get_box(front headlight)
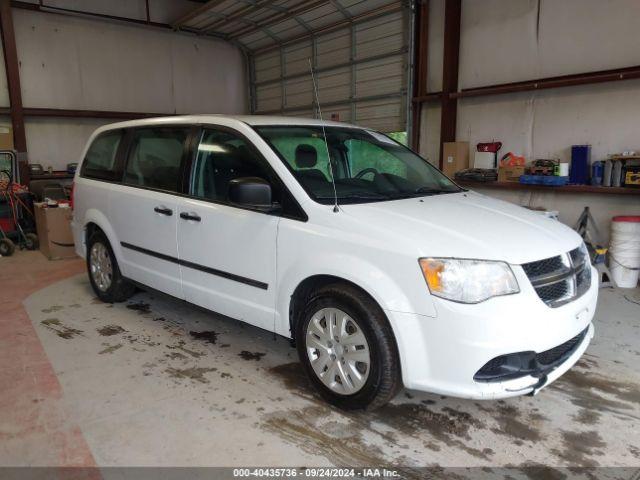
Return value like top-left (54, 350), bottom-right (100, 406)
top-left (419, 257), bottom-right (519, 303)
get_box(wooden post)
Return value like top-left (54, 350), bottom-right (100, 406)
top-left (0, 0), bottom-right (29, 183)
top-left (410, 0), bottom-right (429, 151)
top-left (438, 0), bottom-right (461, 169)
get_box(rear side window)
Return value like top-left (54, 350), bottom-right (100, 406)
top-left (124, 127), bottom-right (189, 192)
top-left (81, 130), bottom-right (123, 180)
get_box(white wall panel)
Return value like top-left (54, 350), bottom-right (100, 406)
top-left (538, 0), bottom-right (640, 77)
top-left (171, 35), bottom-right (246, 114)
top-left (457, 78), bottom-right (640, 164)
top-left (418, 102), bottom-right (441, 166)
top-left (5, 7), bottom-right (247, 169)
top-left (14, 9), bottom-right (246, 114)
top-left (25, 117), bottom-right (111, 169)
top-left (460, 0), bottom-right (539, 88)
top-left (24, 0), bottom-right (224, 25)
top-left (459, 0), bottom-right (640, 89)
top-left (531, 80), bottom-right (640, 162)
top-left (456, 91), bottom-right (535, 159)
top-left (420, 0), bottom-right (640, 241)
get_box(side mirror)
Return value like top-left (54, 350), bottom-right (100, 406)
top-left (228, 177), bottom-right (273, 210)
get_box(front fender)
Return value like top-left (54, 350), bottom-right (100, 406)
top-left (274, 252), bottom-right (437, 338)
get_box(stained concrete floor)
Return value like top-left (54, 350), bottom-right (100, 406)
top-left (2, 251), bottom-right (640, 476)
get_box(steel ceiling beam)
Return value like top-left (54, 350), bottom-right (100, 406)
top-left (228, 0), bottom-right (329, 40)
top-left (235, 0), bottom-right (314, 33)
top-left (171, 0), bottom-right (226, 27)
top-left (329, 0), bottom-right (351, 19)
top-left (200, 0), bottom-right (277, 32)
top-left (12, 0), bottom-right (171, 29)
top-left (252, 2), bottom-right (402, 55)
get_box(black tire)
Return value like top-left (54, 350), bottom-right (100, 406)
top-left (24, 233), bottom-right (39, 250)
top-left (86, 229), bottom-right (136, 303)
top-left (295, 282), bottom-right (402, 410)
top-left (0, 238), bottom-right (15, 256)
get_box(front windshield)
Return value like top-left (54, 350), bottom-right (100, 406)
top-left (255, 126), bottom-right (462, 204)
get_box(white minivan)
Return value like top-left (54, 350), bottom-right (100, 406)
top-left (72, 115), bottom-right (597, 409)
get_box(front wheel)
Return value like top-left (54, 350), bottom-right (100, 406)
top-left (295, 283), bottom-right (402, 410)
top-left (24, 233), bottom-right (39, 251)
top-left (87, 230), bottom-right (135, 303)
top-left (0, 238), bottom-right (15, 256)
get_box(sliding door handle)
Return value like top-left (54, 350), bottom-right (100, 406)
top-left (154, 206), bottom-right (173, 216)
top-left (180, 212), bottom-right (201, 222)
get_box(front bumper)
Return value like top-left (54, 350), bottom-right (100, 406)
top-left (387, 265), bottom-right (598, 399)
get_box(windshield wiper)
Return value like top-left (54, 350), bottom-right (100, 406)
top-left (317, 192), bottom-right (390, 201)
top-left (413, 186), bottom-right (456, 195)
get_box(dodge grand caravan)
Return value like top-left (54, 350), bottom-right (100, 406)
top-left (72, 115), bottom-right (597, 410)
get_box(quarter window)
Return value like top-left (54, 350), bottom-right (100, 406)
top-left (124, 128), bottom-right (188, 192)
top-left (191, 129), bottom-right (280, 203)
top-left (81, 130), bottom-right (123, 180)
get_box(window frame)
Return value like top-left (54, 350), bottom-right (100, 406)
top-left (182, 125), bottom-right (308, 222)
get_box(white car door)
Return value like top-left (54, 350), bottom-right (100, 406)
top-left (176, 127), bottom-right (292, 331)
top-left (109, 126), bottom-right (191, 299)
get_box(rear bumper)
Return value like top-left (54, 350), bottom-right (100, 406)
top-left (387, 265), bottom-right (598, 399)
top-left (70, 219), bottom-right (86, 259)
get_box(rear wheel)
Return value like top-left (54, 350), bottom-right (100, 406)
top-left (24, 233), bottom-right (39, 251)
top-left (295, 283), bottom-right (401, 410)
top-left (0, 238), bottom-right (15, 256)
top-left (87, 230), bottom-right (135, 303)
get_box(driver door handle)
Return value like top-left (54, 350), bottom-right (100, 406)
top-left (180, 212), bottom-right (201, 222)
top-left (154, 206), bottom-right (173, 216)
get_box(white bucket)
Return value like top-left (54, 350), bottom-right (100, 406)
top-left (610, 216), bottom-right (640, 288)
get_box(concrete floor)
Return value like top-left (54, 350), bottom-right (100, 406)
top-left (1, 251), bottom-right (640, 474)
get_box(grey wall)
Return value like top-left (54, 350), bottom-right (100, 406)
top-left (419, 0), bottom-right (640, 242)
top-left (0, 2), bottom-right (249, 170)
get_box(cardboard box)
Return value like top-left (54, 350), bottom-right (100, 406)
top-left (442, 142), bottom-right (469, 177)
top-left (0, 125), bottom-right (14, 150)
top-left (34, 203), bottom-right (76, 260)
top-left (498, 166), bottom-right (526, 182)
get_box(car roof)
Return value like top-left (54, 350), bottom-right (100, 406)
top-left (95, 114), bottom-right (364, 132)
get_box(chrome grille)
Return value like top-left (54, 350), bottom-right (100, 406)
top-left (522, 246), bottom-right (591, 308)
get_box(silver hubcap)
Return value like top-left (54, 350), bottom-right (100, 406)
top-left (90, 242), bottom-right (113, 292)
top-left (305, 307), bottom-right (371, 395)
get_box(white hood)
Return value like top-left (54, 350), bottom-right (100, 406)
top-left (340, 191), bottom-right (582, 265)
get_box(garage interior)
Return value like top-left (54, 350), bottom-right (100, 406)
top-left (0, 0), bottom-right (639, 477)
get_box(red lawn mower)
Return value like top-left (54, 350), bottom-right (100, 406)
top-left (0, 157), bottom-right (38, 256)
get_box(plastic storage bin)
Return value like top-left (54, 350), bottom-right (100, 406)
top-left (570, 145), bottom-right (591, 185)
top-left (610, 216), bottom-right (640, 288)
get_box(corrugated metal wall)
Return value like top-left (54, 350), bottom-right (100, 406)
top-left (252, 7), bottom-right (410, 133)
